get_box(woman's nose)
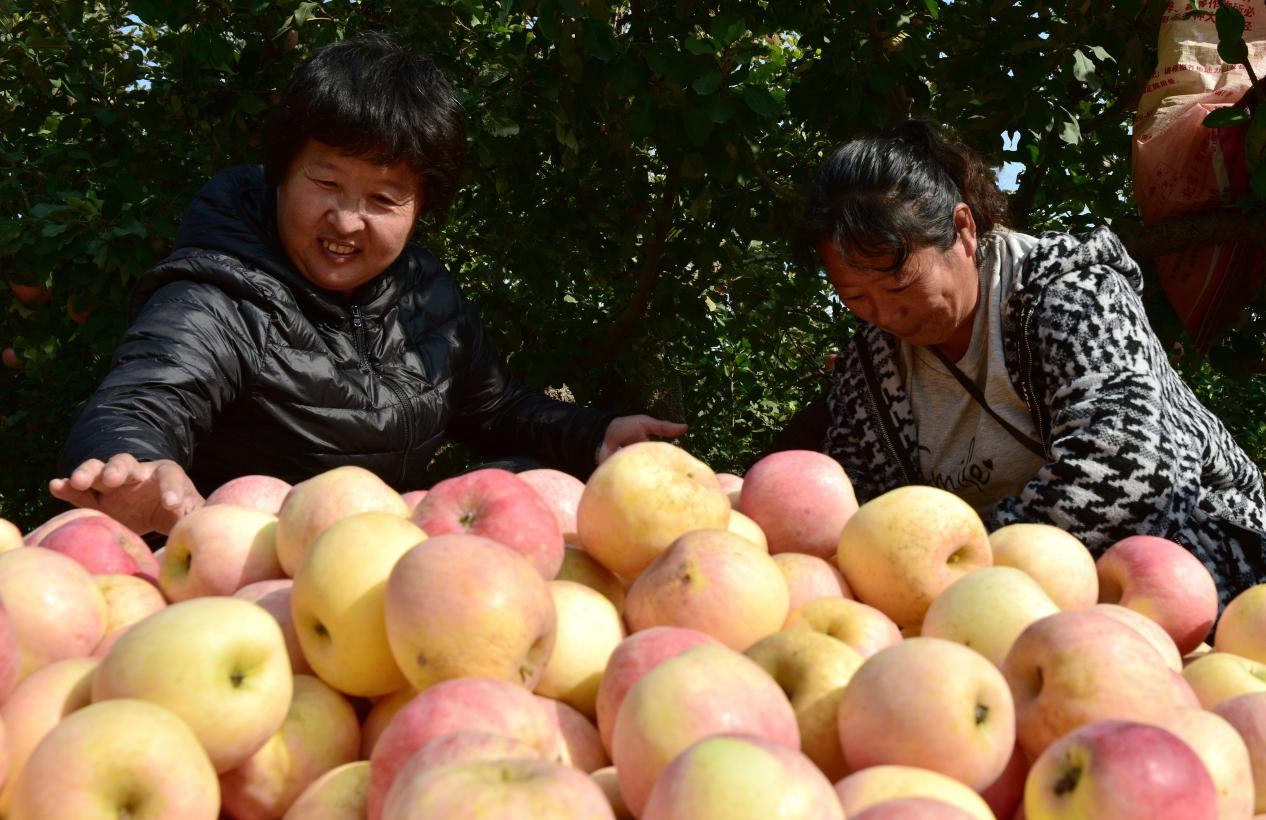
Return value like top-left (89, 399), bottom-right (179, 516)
top-left (327, 198), bottom-right (366, 233)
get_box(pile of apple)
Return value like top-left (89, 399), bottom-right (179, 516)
top-left (0, 441), bottom-right (1264, 819)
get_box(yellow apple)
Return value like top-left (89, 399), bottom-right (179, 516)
top-left (641, 734), bottom-right (844, 819)
top-left (920, 566), bottom-right (1060, 667)
top-left (1216, 584), bottom-right (1266, 664)
top-left (555, 545), bottom-right (627, 614)
top-left (8, 698), bottom-right (219, 820)
top-left (92, 572), bottom-right (168, 657)
top-left (576, 441), bottom-right (731, 580)
top-left (535, 580), bottom-right (625, 718)
top-left (290, 512), bottom-right (425, 697)
top-left (783, 597), bottom-right (902, 659)
top-left (988, 523), bottom-right (1097, 610)
top-left (220, 674), bottom-right (361, 820)
top-left (836, 486), bottom-right (991, 629)
top-left (726, 509), bottom-right (769, 551)
top-left (274, 465), bottom-right (410, 577)
top-left (744, 628), bottom-right (864, 780)
top-left (361, 687), bottom-right (416, 759)
top-left (92, 596), bottom-right (293, 773)
top-left (0, 519), bottom-right (21, 553)
top-left (1184, 651), bottom-right (1266, 710)
top-left (283, 760), bottom-right (370, 820)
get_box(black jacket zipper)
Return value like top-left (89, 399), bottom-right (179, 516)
top-left (351, 305), bottom-right (415, 486)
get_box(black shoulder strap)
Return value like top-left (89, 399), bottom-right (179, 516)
top-left (930, 346), bottom-right (1049, 459)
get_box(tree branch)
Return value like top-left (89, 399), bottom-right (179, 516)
top-left (1115, 209), bottom-right (1266, 259)
top-left (587, 161), bottom-right (681, 365)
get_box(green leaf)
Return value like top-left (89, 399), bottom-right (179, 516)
top-left (1089, 45), bottom-right (1115, 63)
top-left (582, 19), bottom-right (617, 61)
top-left (293, 2), bottom-right (320, 27)
top-left (684, 37), bottom-right (716, 55)
top-left (742, 86), bottom-right (779, 118)
top-left (706, 93), bottom-right (740, 123)
top-left (628, 95), bottom-right (655, 140)
top-left (692, 64), bottom-right (723, 96)
top-left (683, 108), bottom-right (713, 146)
top-left (923, 0), bottom-right (940, 18)
top-left (558, 0), bottom-right (587, 18)
top-left (1202, 106), bottom-right (1251, 128)
top-left (710, 15), bottom-right (746, 45)
top-left (1071, 49), bottom-right (1097, 86)
top-left (1058, 108), bottom-right (1081, 145)
top-left (40, 223), bottom-right (69, 238)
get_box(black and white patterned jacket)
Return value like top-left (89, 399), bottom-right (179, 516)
top-left (825, 227), bottom-right (1266, 602)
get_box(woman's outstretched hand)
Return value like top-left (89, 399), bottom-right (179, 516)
top-left (597, 415), bottom-right (690, 464)
top-left (49, 453), bottom-right (204, 536)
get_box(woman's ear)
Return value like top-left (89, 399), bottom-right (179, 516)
top-left (953, 202), bottom-right (978, 261)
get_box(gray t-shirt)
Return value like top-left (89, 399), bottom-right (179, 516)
top-left (899, 229), bottom-right (1047, 516)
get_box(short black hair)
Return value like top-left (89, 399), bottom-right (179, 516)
top-left (263, 33), bottom-right (466, 219)
top-left (799, 121), bottom-right (1007, 273)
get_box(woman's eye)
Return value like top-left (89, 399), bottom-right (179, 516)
top-left (373, 195), bottom-right (400, 206)
top-left (313, 178), bottom-right (337, 189)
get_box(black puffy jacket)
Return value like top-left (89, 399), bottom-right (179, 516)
top-left (60, 166), bottom-right (615, 494)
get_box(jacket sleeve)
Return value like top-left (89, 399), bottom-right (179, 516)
top-left (444, 295), bottom-right (616, 479)
top-left (59, 282), bottom-right (256, 474)
top-left (987, 267), bottom-right (1206, 553)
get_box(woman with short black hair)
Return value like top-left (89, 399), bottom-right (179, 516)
top-left (802, 120), bottom-right (1266, 602)
top-left (51, 34), bottom-right (683, 535)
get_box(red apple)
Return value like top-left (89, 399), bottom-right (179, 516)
top-left (399, 489), bottom-right (428, 511)
top-left (1212, 691), bottom-right (1266, 814)
top-left (1, 348), bottom-right (21, 371)
top-left (204, 475), bottom-right (292, 515)
top-left (7, 281), bottom-right (50, 307)
top-left (518, 468), bottom-right (586, 541)
top-left (738, 449), bottom-right (858, 559)
top-left (980, 742), bottom-right (1029, 820)
top-left (535, 696), bottom-right (610, 772)
top-left (30, 511), bottom-right (158, 582)
top-left (411, 468), bottom-right (564, 579)
top-left (1023, 719), bottom-right (1218, 819)
top-left (38, 518), bottom-right (142, 576)
top-left (773, 552), bottom-right (851, 617)
top-left (1096, 535), bottom-right (1218, 655)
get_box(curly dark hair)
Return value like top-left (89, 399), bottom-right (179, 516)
top-left (263, 33), bottom-right (466, 219)
top-left (799, 120), bottom-right (1007, 273)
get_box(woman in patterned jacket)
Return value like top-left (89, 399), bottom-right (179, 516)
top-left (801, 120), bottom-right (1266, 602)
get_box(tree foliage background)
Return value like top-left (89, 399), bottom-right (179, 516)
top-left (2, 0), bottom-right (1264, 529)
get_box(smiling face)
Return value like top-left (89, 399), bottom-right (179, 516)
top-left (276, 140), bottom-right (423, 294)
top-left (819, 203), bottom-right (981, 355)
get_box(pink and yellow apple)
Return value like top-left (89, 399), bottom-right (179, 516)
top-left (576, 441), bottom-right (731, 580)
top-left (715, 472), bottom-right (744, 507)
top-left (367, 676), bottom-right (561, 820)
top-left (0, 546), bottom-right (107, 681)
top-left (38, 516), bottom-right (142, 576)
top-left (1151, 707), bottom-right (1254, 820)
top-left (535, 580), bottom-right (624, 718)
top-left (836, 486), bottom-right (991, 629)
top-left (384, 533), bottom-right (556, 691)
top-left (219, 674), bottom-right (361, 820)
top-left (1183, 651), bottom-right (1266, 710)
top-left (203, 474), bottom-right (292, 515)
top-left (744, 628), bottom-right (864, 780)
top-left (1212, 691), bottom-right (1266, 813)
top-left (988, 523), bottom-right (1097, 611)
top-left (0, 600), bottom-right (18, 704)
top-left (850, 798), bottom-right (979, 819)
top-left (361, 687), bottom-right (415, 759)
top-left (783, 597), bottom-right (902, 659)
top-left (773, 552), bottom-right (851, 618)
top-left (411, 468), bottom-right (565, 579)
top-left (738, 449), bottom-right (858, 559)
top-left (595, 626), bottom-right (723, 755)
top-left (1089, 602), bottom-right (1183, 672)
top-left (7, 698), bottom-right (220, 820)
top-left (0, 519), bottom-right (21, 553)
top-left (380, 757), bottom-right (615, 820)
top-left (641, 733), bottom-right (844, 820)
top-left (624, 528), bottom-right (789, 651)
top-left (1002, 609), bottom-right (1201, 761)
top-left (91, 596), bottom-right (293, 773)
top-left (290, 512), bottom-right (426, 697)
top-left (273, 465), bottom-right (410, 577)
top-left (1096, 535), bottom-right (1219, 656)
top-left (233, 578), bottom-right (311, 675)
top-left (1023, 719), bottom-right (1219, 820)
top-left (0, 656), bottom-right (98, 814)
top-left (1216, 583), bottom-right (1266, 664)
top-left (27, 510), bottom-right (158, 580)
top-left (611, 643), bottom-right (799, 817)
top-left (382, 730), bottom-right (541, 787)
top-left (158, 504), bottom-right (282, 601)
top-left (536, 696), bottom-right (610, 772)
top-left (838, 637), bottom-right (1015, 790)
